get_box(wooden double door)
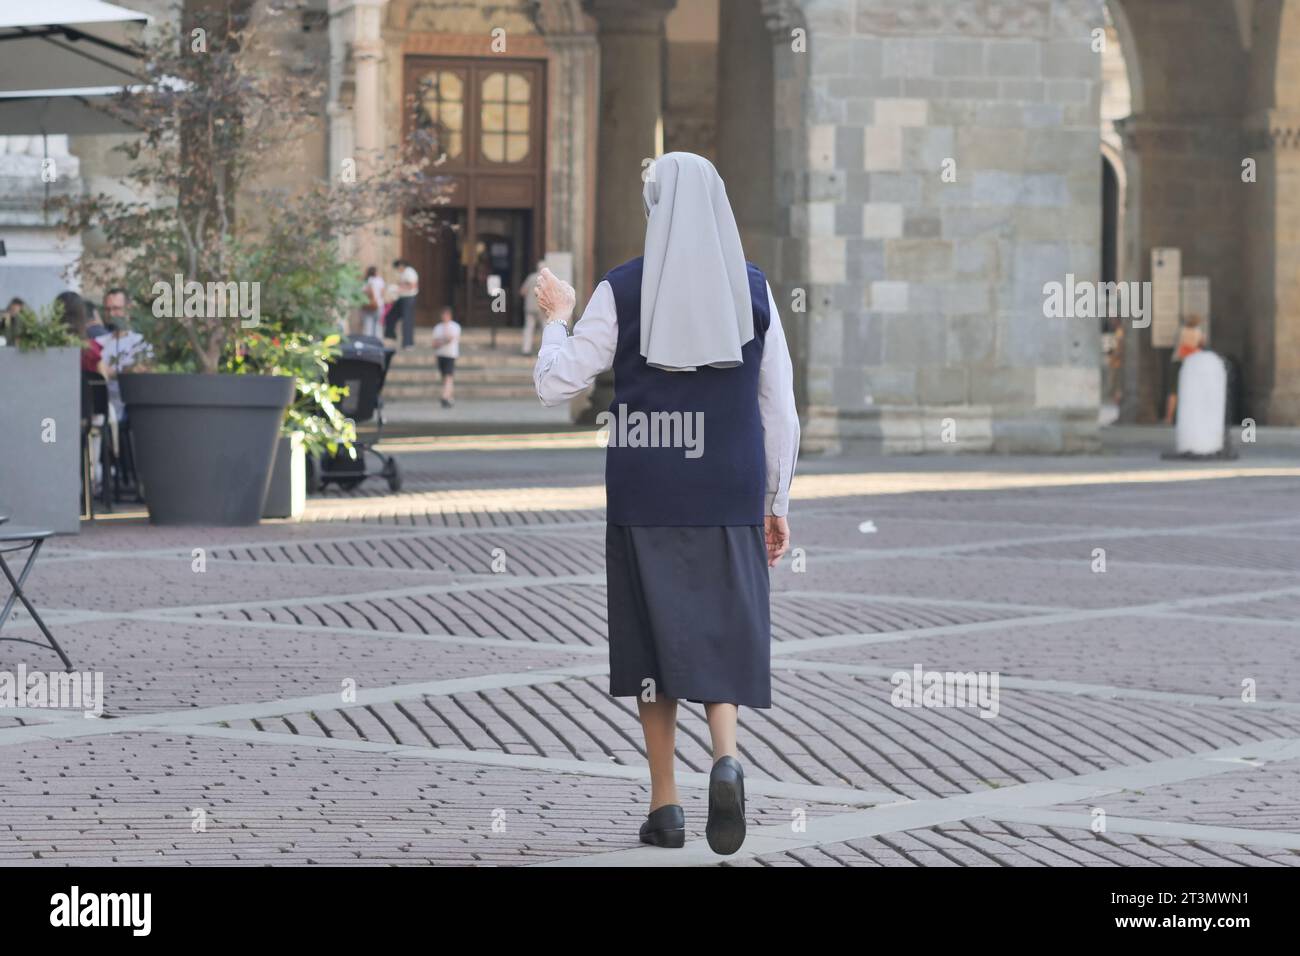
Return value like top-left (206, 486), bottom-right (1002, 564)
top-left (403, 56), bottom-right (546, 329)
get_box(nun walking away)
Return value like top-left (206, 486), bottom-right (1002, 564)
top-left (532, 152), bottom-right (800, 855)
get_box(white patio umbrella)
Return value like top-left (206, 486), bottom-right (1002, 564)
top-left (0, 0), bottom-right (150, 135)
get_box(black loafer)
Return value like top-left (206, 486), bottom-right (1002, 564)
top-left (706, 756), bottom-right (746, 855)
top-left (639, 804), bottom-right (686, 848)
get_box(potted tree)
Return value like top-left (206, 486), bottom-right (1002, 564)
top-left (58, 4), bottom-right (446, 525)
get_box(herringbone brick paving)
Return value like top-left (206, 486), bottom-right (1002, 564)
top-left (3, 445), bottom-right (1299, 866)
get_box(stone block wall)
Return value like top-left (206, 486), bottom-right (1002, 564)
top-left (789, 0), bottom-right (1104, 453)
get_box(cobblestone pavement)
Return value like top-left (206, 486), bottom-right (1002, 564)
top-left (3, 441), bottom-right (1299, 866)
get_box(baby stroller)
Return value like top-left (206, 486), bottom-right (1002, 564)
top-left (308, 335), bottom-right (402, 493)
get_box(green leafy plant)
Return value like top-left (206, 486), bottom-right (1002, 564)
top-left (219, 237), bottom-right (366, 457)
top-left (229, 331), bottom-right (356, 458)
top-left (11, 302), bottom-right (81, 353)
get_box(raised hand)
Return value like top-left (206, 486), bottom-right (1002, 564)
top-left (535, 267), bottom-right (576, 320)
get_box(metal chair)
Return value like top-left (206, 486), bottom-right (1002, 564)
top-left (0, 517), bottom-right (73, 671)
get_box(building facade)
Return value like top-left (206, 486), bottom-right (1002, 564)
top-left (5, 0), bottom-right (1299, 448)
top-left (322, 0), bottom-right (1300, 446)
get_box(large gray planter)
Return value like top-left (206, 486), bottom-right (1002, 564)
top-left (121, 373), bottom-right (294, 526)
top-left (0, 347), bottom-right (81, 534)
top-left (262, 432), bottom-right (306, 520)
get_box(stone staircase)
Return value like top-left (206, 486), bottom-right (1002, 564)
top-left (384, 326), bottom-right (538, 401)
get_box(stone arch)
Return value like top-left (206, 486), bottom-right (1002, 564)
top-left (1108, 0), bottom-right (1247, 118)
top-left (1105, 0), bottom-right (1144, 115)
top-left (1106, 0), bottom-right (1254, 422)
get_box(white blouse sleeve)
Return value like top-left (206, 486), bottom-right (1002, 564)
top-left (533, 280), bottom-right (618, 407)
top-left (758, 281), bottom-right (800, 517)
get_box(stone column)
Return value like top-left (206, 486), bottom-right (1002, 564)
top-left (328, 0), bottom-right (388, 267)
top-left (536, 11), bottom-right (599, 303)
top-left (575, 0), bottom-right (675, 423)
top-left (1244, 110), bottom-right (1300, 425)
top-left (584, 0), bottom-right (676, 278)
top-left (1242, 0), bottom-right (1300, 425)
top-left (759, 0), bottom-right (811, 414)
top-left (716, 0), bottom-right (777, 269)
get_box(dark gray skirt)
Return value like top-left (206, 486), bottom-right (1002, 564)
top-left (605, 524), bottom-right (772, 709)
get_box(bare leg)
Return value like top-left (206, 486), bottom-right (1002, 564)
top-left (1164, 393), bottom-right (1177, 425)
top-left (704, 702), bottom-right (738, 762)
top-left (442, 374), bottom-right (454, 404)
top-left (637, 696), bottom-right (679, 811)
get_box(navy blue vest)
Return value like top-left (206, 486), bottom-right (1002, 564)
top-left (603, 256), bottom-right (769, 526)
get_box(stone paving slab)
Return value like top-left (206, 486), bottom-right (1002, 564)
top-left (205, 528), bottom-right (607, 578)
top-left (0, 733), bottom-right (852, 865)
top-left (21, 555), bottom-right (449, 614)
top-left (1051, 759), bottom-right (1300, 832)
top-left (963, 533), bottom-right (1300, 574)
top-left (816, 496), bottom-right (1262, 531)
top-left (781, 613), bottom-right (1300, 700)
top-left (41, 520), bottom-right (410, 554)
top-left (728, 818), bottom-right (1300, 867)
top-left (215, 670), bottom-right (1300, 802)
top-left (3, 617), bottom-right (597, 717)
top-left (805, 481), bottom-right (1300, 530)
top-left (184, 585), bottom-right (1038, 649)
top-left (307, 507), bottom-right (605, 529)
top-left (193, 580), bottom-right (608, 645)
top-left (1177, 591), bottom-right (1300, 623)
top-left (783, 511), bottom-right (1095, 550)
top-left (769, 592), bottom-right (1040, 639)
top-left (769, 551), bottom-right (1289, 608)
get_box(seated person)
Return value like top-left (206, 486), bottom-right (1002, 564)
top-left (90, 287), bottom-right (130, 338)
top-left (95, 316), bottom-right (153, 423)
top-left (53, 291), bottom-right (105, 375)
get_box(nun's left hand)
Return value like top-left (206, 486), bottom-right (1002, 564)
top-left (535, 267), bottom-right (575, 321)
